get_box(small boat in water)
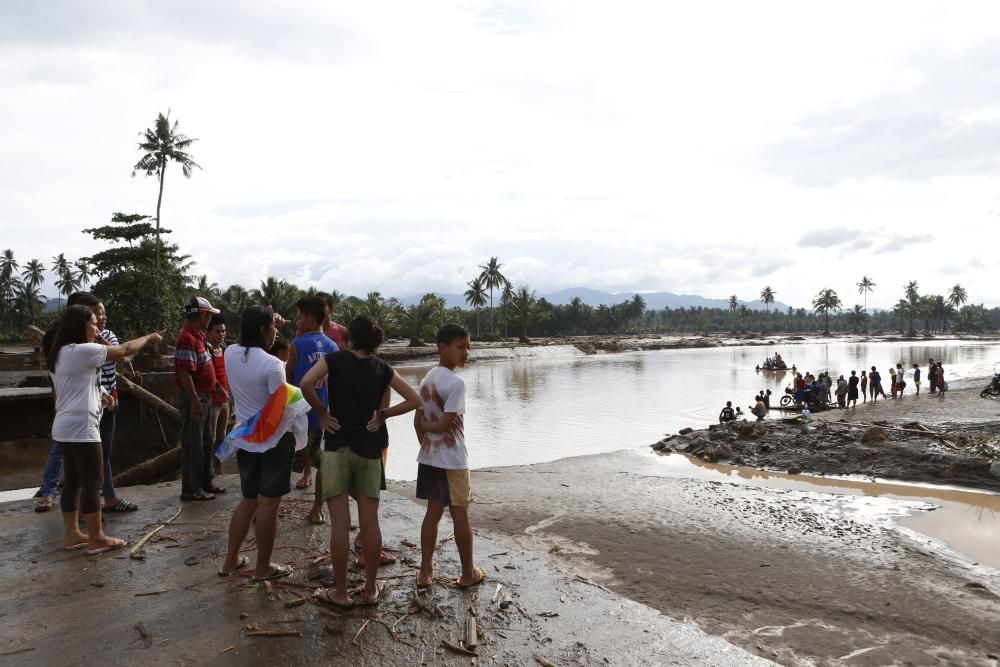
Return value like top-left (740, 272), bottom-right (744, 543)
top-left (756, 364), bottom-right (795, 372)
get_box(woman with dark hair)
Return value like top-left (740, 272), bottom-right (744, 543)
top-left (218, 306), bottom-right (299, 581)
top-left (300, 315), bottom-right (422, 608)
top-left (48, 305), bottom-right (161, 553)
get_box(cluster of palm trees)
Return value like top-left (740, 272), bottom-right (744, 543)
top-left (0, 249), bottom-right (92, 338)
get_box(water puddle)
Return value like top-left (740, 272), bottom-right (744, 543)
top-left (646, 450), bottom-right (1000, 569)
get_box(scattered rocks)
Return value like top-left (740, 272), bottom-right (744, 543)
top-left (715, 444), bottom-right (733, 460)
top-left (860, 427), bottom-right (887, 445)
top-left (679, 427), bottom-right (694, 436)
top-left (787, 467), bottom-right (802, 475)
top-left (738, 423), bottom-right (756, 438)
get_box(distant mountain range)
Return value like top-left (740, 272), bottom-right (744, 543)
top-left (401, 287), bottom-right (792, 312)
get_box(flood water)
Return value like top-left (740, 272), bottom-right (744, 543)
top-left (386, 339), bottom-right (1000, 480)
top-left (382, 339), bottom-right (1000, 569)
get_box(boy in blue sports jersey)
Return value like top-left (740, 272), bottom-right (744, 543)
top-left (287, 295), bottom-right (339, 524)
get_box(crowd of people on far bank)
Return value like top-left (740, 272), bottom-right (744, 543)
top-left (34, 290), bottom-right (484, 608)
top-left (720, 359), bottom-right (950, 423)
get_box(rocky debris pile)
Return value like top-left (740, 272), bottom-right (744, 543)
top-left (651, 418), bottom-right (1000, 491)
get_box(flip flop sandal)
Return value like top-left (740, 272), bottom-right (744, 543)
top-left (104, 499), bottom-right (138, 512)
top-left (218, 555), bottom-right (250, 576)
top-left (206, 486), bottom-right (227, 495)
top-left (64, 542), bottom-right (89, 551)
top-left (416, 572), bottom-right (435, 588)
top-left (453, 566), bottom-right (486, 588)
top-left (34, 498), bottom-right (54, 512)
top-left (85, 539), bottom-right (128, 556)
top-left (355, 581), bottom-right (387, 607)
top-left (295, 478), bottom-right (311, 490)
top-left (180, 493), bottom-right (215, 502)
top-left (252, 564), bottom-right (293, 582)
top-left (352, 549), bottom-right (398, 569)
top-left (312, 588), bottom-right (353, 610)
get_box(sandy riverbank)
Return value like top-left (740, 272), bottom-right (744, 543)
top-left (392, 449), bottom-right (1000, 666)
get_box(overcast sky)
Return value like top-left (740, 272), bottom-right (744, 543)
top-left (2, 1), bottom-right (998, 309)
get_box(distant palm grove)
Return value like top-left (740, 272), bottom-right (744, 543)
top-left (1, 242), bottom-right (997, 344)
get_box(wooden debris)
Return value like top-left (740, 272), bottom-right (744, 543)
top-left (535, 657), bottom-right (557, 667)
top-left (539, 611), bottom-right (559, 618)
top-left (283, 598), bottom-right (306, 609)
top-left (135, 589), bottom-right (169, 597)
top-left (492, 583), bottom-right (503, 603)
top-left (0, 647), bottom-right (34, 657)
top-left (464, 616), bottom-right (478, 648)
top-left (218, 646), bottom-right (236, 655)
top-left (400, 539), bottom-right (417, 548)
top-left (134, 622), bottom-right (152, 645)
top-left (130, 507), bottom-right (183, 559)
top-left (442, 639), bottom-right (477, 656)
top-left (245, 630), bottom-right (303, 638)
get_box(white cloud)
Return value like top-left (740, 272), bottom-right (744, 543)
top-left (1, 1), bottom-right (999, 309)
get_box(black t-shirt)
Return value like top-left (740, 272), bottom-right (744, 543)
top-left (322, 351), bottom-right (393, 459)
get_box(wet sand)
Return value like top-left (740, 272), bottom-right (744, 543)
top-left (393, 449), bottom-right (1000, 666)
top-left (0, 474), bottom-right (766, 666)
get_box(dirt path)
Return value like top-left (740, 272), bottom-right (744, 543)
top-left (393, 451), bottom-right (1000, 666)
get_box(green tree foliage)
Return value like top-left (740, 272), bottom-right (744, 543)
top-left (464, 277), bottom-right (487, 337)
top-left (402, 293), bottom-right (446, 345)
top-left (812, 288), bottom-right (842, 334)
top-left (82, 213), bottom-right (192, 338)
top-left (857, 276), bottom-right (875, 312)
top-left (478, 257), bottom-right (507, 336)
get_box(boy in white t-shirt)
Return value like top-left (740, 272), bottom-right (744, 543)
top-left (413, 324), bottom-right (483, 588)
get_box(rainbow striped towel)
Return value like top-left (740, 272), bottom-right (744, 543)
top-left (216, 383), bottom-right (309, 461)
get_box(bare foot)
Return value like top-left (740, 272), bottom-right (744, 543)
top-left (64, 531), bottom-right (89, 549)
top-left (87, 536), bottom-right (127, 552)
top-left (308, 507), bottom-right (326, 524)
top-left (416, 567), bottom-right (434, 587)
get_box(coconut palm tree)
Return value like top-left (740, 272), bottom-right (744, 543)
top-left (847, 304), bottom-right (868, 333)
top-left (812, 288), bottom-right (842, 334)
top-left (250, 277), bottom-right (299, 321)
top-left (477, 257), bottom-right (507, 335)
top-left (500, 279), bottom-right (514, 338)
top-left (728, 295), bottom-right (738, 331)
top-left (133, 111), bottom-right (201, 271)
top-left (0, 250), bottom-right (20, 337)
top-left (463, 276), bottom-right (487, 337)
top-left (759, 286), bottom-right (776, 314)
top-left (511, 286), bottom-right (540, 342)
top-left (737, 304), bottom-right (749, 332)
top-left (74, 259), bottom-right (92, 289)
top-left (902, 281), bottom-right (920, 332)
top-left (21, 259), bottom-right (45, 294)
top-left (857, 276), bottom-right (875, 312)
top-left (629, 294), bottom-right (646, 332)
top-left (947, 284), bottom-right (968, 309)
top-left (191, 274), bottom-right (220, 299)
top-left (52, 253), bottom-right (80, 307)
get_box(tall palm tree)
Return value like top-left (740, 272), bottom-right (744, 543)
top-left (191, 274), bottom-right (220, 299)
top-left (737, 304), bottom-right (749, 331)
top-left (857, 276), bottom-right (875, 312)
top-left (812, 288), bottom-right (842, 334)
top-left (629, 294), bottom-right (646, 332)
top-left (21, 259), bottom-right (45, 293)
top-left (251, 277), bottom-right (299, 321)
top-left (463, 277), bottom-right (487, 337)
top-left (759, 286), bottom-right (776, 314)
top-left (0, 249), bottom-right (17, 282)
top-left (903, 281), bottom-right (920, 333)
top-left (74, 259), bottom-right (92, 289)
top-left (477, 257), bottom-right (507, 336)
top-left (947, 284), bottom-right (968, 308)
top-left (133, 111), bottom-right (201, 271)
top-left (728, 295), bottom-right (738, 331)
top-left (52, 253), bottom-right (80, 307)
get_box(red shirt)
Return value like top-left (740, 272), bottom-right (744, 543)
top-left (297, 322), bottom-right (348, 349)
top-left (210, 345), bottom-right (229, 405)
top-left (174, 322), bottom-right (216, 394)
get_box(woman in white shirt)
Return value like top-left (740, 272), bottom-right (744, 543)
top-left (47, 305), bottom-right (161, 554)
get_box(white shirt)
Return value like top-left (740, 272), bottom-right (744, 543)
top-left (51, 343), bottom-right (107, 442)
top-left (224, 345), bottom-right (286, 422)
top-left (416, 366), bottom-right (468, 469)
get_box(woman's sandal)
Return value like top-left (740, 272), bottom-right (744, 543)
top-left (218, 555), bottom-right (250, 576)
top-left (416, 572), bottom-right (435, 588)
top-left (85, 538), bottom-right (128, 556)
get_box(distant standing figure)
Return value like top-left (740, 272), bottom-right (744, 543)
top-left (896, 364), bottom-right (906, 397)
top-left (937, 362), bottom-right (946, 397)
top-left (889, 366), bottom-right (898, 398)
top-left (763, 389), bottom-right (772, 409)
top-left (836, 375), bottom-right (848, 408)
top-left (869, 366), bottom-right (882, 404)
top-left (719, 401), bottom-right (736, 423)
top-left (860, 370), bottom-right (868, 403)
top-left (847, 371), bottom-right (859, 407)
top-left (912, 363), bottom-right (921, 395)
top-left (928, 358), bottom-right (937, 393)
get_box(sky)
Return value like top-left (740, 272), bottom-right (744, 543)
top-left (1, 0), bottom-right (998, 309)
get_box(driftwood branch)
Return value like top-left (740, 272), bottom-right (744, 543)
top-left (130, 507), bottom-right (183, 559)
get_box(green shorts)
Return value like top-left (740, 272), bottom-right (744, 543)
top-left (320, 447), bottom-right (385, 500)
